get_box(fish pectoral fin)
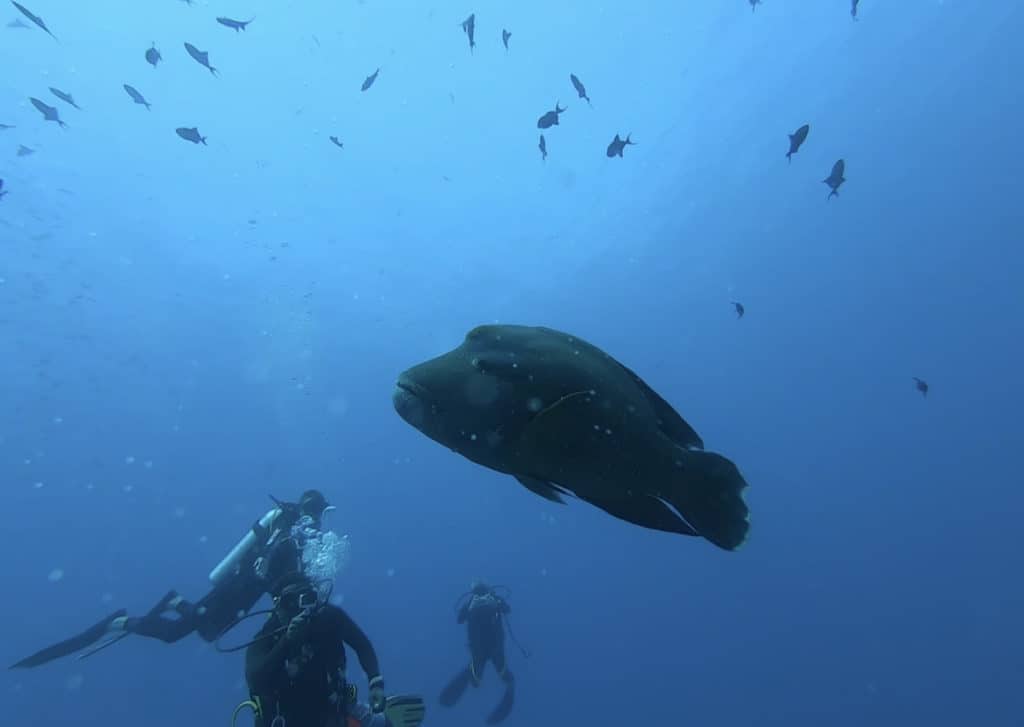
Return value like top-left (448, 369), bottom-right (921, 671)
top-left (514, 475), bottom-right (569, 504)
top-left (520, 390), bottom-right (604, 462)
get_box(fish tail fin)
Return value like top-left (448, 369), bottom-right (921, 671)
top-left (59, 120), bottom-right (67, 129)
top-left (200, 136), bottom-right (207, 146)
top-left (210, 66), bottom-right (219, 76)
top-left (666, 449), bottom-right (750, 551)
top-left (786, 151), bottom-right (792, 163)
top-left (828, 189), bottom-right (838, 200)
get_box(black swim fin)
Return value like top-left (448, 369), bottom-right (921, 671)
top-left (487, 672), bottom-right (515, 724)
top-left (439, 666), bottom-right (473, 707)
top-left (10, 609), bottom-right (127, 669)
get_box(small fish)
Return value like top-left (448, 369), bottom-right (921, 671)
top-left (912, 377), bottom-right (928, 397)
top-left (145, 44), bottom-right (161, 67)
top-left (6, 16), bottom-right (28, 28)
top-left (0, 123), bottom-right (14, 130)
top-left (606, 133), bottom-right (635, 158)
top-left (537, 103), bottom-right (565, 129)
top-left (184, 42), bottom-right (218, 76)
top-left (786, 124), bottom-right (809, 163)
top-left (361, 68), bottom-right (379, 91)
top-left (851, 0), bottom-right (860, 19)
top-left (17, 144), bottom-right (34, 156)
top-left (179, 0), bottom-right (193, 5)
top-left (29, 97), bottom-right (67, 128)
top-left (749, 0), bottom-right (762, 11)
top-left (49, 87), bottom-right (81, 110)
top-left (823, 159), bottom-right (846, 200)
top-left (502, 29), bottom-right (511, 51)
top-left (538, 134), bottom-right (547, 161)
top-left (10, 1), bottom-right (56, 40)
top-left (461, 13), bottom-right (475, 53)
top-left (731, 301), bottom-right (745, 319)
top-left (176, 126), bottom-right (206, 145)
top-left (0, 178), bottom-right (7, 199)
top-left (123, 84), bottom-right (151, 109)
top-left (329, 136), bottom-right (343, 149)
top-left (570, 74), bottom-right (591, 106)
top-left (217, 16), bottom-right (253, 32)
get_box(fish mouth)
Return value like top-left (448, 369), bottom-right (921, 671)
top-left (394, 375), bottom-right (427, 400)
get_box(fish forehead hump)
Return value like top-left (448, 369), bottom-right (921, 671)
top-left (463, 324), bottom-right (704, 450)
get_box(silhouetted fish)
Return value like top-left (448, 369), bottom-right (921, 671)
top-left (537, 103), bottom-right (564, 129)
top-left (731, 301), bottom-right (745, 319)
top-left (913, 377), bottom-right (928, 397)
top-left (461, 13), bottom-right (475, 53)
top-left (10, 1), bottom-right (56, 40)
top-left (7, 17), bottom-right (28, 28)
top-left (606, 133), bottom-right (634, 158)
top-left (851, 0), bottom-right (860, 19)
top-left (184, 42), bottom-right (218, 75)
top-left (0, 123), bottom-right (14, 130)
top-left (49, 87), bottom-right (80, 110)
top-left (145, 44), bottom-right (161, 67)
top-left (361, 68), bottom-right (379, 91)
top-left (17, 144), bottom-right (34, 156)
top-left (570, 74), bottom-right (591, 106)
top-left (329, 136), bottom-right (343, 149)
top-left (786, 124), bottom-right (809, 163)
top-left (538, 134), bottom-right (547, 161)
top-left (176, 126), bottom-right (206, 145)
top-left (217, 16), bottom-right (253, 32)
top-left (502, 29), bottom-right (511, 51)
top-left (823, 159), bottom-right (845, 200)
top-left (123, 84), bottom-right (151, 109)
top-left (749, 0), bottom-right (762, 11)
top-left (29, 97), bottom-right (66, 127)
top-left (0, 178), bottom-right (7, 199)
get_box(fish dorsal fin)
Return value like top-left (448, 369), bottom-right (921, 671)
top-left (614, 362), bottom-right (704, 449)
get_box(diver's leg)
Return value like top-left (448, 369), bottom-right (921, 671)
top-left (485, 634), bottom-right (514, 724)
top-left (9, 609), bottom-right (127, 668)
top-left (121, 590), bottom-right (198, 644)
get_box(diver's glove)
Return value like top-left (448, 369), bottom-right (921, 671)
top-left (384, 695), bottom-right (426, 727)
top-left (286, 612), bottom-right (308, 641)
top-left (369, 675), bottom-right (386, 713)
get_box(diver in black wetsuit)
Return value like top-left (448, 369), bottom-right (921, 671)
top-left (9, 490), bottom-right (336, 669)
top-left (439, 581), bottom-right (516, 725)
top-left (243, 573), bottom-right (392, 727)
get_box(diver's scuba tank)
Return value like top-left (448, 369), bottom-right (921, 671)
top-left (208, 507), bottom-right (281, 585)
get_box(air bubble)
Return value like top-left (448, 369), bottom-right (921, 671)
top-left (48, 568), bottom-right (64, 582)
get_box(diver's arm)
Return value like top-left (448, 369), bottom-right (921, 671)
top-left (245, 630), bottom-right (294, 692)
top-left (332, 606), bottom-right (382, 683)
top-left (457, 603), bottom-right (470, 624)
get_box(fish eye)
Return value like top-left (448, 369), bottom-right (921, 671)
top-left (471, 356), bottom-right (526, 379)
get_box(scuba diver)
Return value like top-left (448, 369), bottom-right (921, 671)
top-left (10, 490), bottom-right (338, 669)
top-left (439, 581), bottom-right (521, 725)
top-left (238, 572), bottom-right (426, 727)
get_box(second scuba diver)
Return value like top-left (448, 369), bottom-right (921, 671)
top-left (10, 489), bottom-right (339, 669)
top-left (239, 572), bottom-right (426, 727)
top-left (439, 581), bottom-right (517, 725)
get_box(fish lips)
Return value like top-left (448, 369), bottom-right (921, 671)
top-left (392, 375), bottom-right (432, 429)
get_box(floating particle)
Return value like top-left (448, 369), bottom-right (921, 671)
top-left (66, 674), bottom-right (84, 691)
top-left (48, 568), bottom-right (64, 582)
top-left (125, 455), bottom-right (135, 465)
top-left (33, 481), bottom-right (43, 489)
top-left (386, 568), bottom-right (395, 577)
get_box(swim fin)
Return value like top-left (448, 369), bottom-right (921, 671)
top-left (9, 609), bottom-right (127, 669)
top-left (439, 666), bottom-right (473, 707)
top-left (486, 672), bottom-right (515, 724)
top-left (384, 694), bottom-right (426, 727)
